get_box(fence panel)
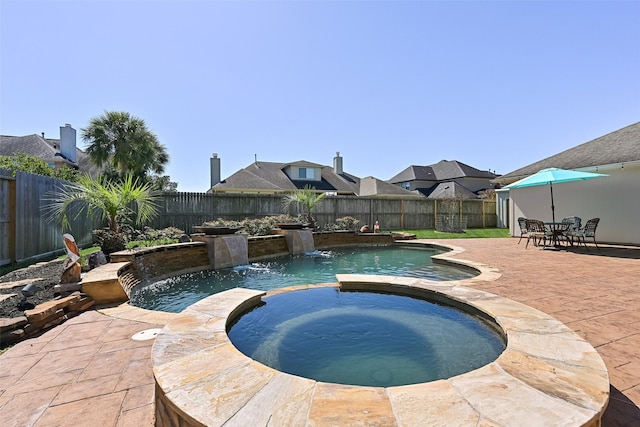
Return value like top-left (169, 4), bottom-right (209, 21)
top-left (2, 171), bottom-right (96, 264)
top-left (3, 183), bottom-right (497, 264)
top-left (0, 170), bottom-right (14, 265)
top-left (400, 198), bottom-right (435, 229)
top-left (150, 193), bottom-right (497, 233)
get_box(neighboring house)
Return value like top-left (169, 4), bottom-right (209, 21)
top-left (495, 121), bottom-right (640, 245)
top-left (209, 152), bottom-right (420, 197)
top-left (0, 124), bottom-right (101, 177)
top-left (387, 160), bottom-right (498, 199)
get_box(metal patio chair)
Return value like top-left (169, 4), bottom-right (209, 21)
top-left (560, 216), bottom-right (582, 246)
top-left (567, 218), bottom-right (600, 250)
top-left (524, 219), bottom-right (551, 249)
top-left (517, 217), bottom-right (529, 244)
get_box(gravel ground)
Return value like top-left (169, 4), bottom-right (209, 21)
top-left (0, 260), bottom-right (65, 318)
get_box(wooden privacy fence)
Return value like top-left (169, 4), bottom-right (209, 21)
top-left (149, 192), bottom-right (497, 234)
top-left (0, 181), bottom-right (496, 265)
top-left (0, 170), bottom-right (96, 266)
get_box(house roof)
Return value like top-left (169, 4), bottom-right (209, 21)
top-left (358, 176), bottom-right (422, 197)
top-left (212, 159), bottom-right (420, 197)
top-left (495, 121), bottom-right (640, 185)
top-left (426, 182), bottom-right (478, 200)
top-left (0, 133), bottom-right (102, 177)
top-left (432, 160), bottom-right (496, 180)
top-left (212, 161), bottom-right (362, 194)
top-left (1, 134), bottom-right (61, 161)
top-left (388, 160), bottom-right (496, 183)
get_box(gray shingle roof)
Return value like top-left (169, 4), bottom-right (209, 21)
top-left (0, 134), bottom-right (58, 159)
top-left (387, 165), bottom-right (435, 183)
top-left (0, 133), bottom-right (102, 177)
top-left (426, 182), bottom-right (478, 200)
top-left (431, 160), bottom-right (496, 180)
top-left (358, 176), bottom-right (422, 197)
top-left (388, 160), bottom-right (495, 183)
top-left (212, 160), bottom-right (421, 197)
top-left (496, 121), bottom-right (640, 185)
top-left (212, 161), bottom-right (362, 194)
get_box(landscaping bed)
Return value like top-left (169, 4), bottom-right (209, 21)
top-left (0, 260), bottom-right (64, 318)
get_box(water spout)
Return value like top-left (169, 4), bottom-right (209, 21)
top-left (284, 230), bottom-right (315, 255)
top-left (299, 230), bottom-right (315, 253)
top-left (221, 235), bottom-right (249, 267)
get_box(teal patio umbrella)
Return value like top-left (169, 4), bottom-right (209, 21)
top-left (504, 168), bottom-right (608, 223)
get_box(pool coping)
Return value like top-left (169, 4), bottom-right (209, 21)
top-left (97, 239), bottom-right (499, 322)
top-left (96, 240), bottom-right (608, 425)
top-left (151, 276), bottom-right (609, 426)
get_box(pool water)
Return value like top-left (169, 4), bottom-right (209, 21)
top-left (129, 246), bottom-right (476, 313)
top-left (228, 287), bottom-right (506, 387)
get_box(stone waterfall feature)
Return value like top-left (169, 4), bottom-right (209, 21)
top-left (221, 235), bottom-right (249, 267)
top-left (283, 230), bottom-right (316, 255)
top-left (193, 235), bottom-right (249, 269)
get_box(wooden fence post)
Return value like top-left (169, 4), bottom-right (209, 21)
top-left (8, 178), bottom-right (16, 264)
top-left (433, 199), bottom-right (437, 228)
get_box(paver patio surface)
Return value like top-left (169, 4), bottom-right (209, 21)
top-left (0, 237), bottom-right (638, 426)
top-left (438, 238), bottom-right (640, 427)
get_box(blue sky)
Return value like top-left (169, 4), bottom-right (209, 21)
top-left (1, 0), bottom-right (638, 192)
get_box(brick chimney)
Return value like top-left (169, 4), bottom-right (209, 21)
top-left (59, 124), bottom-right (77, 163)
top-left (210, 153), bottom-right (221, 188)
top-left (333, 152), bottom-right (343, 175)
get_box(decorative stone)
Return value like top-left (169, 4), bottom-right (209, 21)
top-left (0, 316), bottom-right (28, 333)
top-left (0, 328), bottom-right (25, 344)
top-left (54, 282), bottom-right (82, 294)
top-left (0, 293), bottom-right (18, 304)
top-left (66, 295), bottom-right (95, 313)
top-left (60, 258), bottom-right (82, 284)
top-left (88, 250), bottom-right (108, 270)
top-left (24, 294), bottom-right (81, 323)
top-left (26, 308), bottom-right (65, 329)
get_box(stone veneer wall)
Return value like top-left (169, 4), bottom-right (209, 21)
top-left (155, 383), bottom-right (202, 427)
top-left (113, 233), bottom-right (396, 297)
top-left (110, 242), bottom-right (210, 296)
top-left (247, 235), bottom-right (290, 260)
top-left (313, 231), bottom-right (395, 248)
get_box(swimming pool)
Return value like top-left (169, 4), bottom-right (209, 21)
top-left (228, 286), bottom-right (505, 387)
top-left (130, 245), bottom-right (477, 312)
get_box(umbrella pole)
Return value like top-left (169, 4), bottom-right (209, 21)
top-left (550, 182), bottom-right (555, 223)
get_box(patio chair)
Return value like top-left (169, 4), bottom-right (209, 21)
top-left (524, 219), bottom-right (551, 248)
top-left (560, 216), bottom-right (582, 246)
top-left (517, 217), bottom-right (528, 244)
top-left (568, 218), bottom-right (600, 250)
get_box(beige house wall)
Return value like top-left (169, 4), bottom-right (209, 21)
top-left (508, 163), bottom-right (640, 245)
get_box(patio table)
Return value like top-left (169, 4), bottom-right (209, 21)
top-left (544, 222), bottom-right (570, 248)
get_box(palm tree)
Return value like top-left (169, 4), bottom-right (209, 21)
top-left (282, 185), bottom-right (326, 230)
top-left (82, 111), bottom-right (169, 180)
top-left (44, 174), bottom-right (159, 233)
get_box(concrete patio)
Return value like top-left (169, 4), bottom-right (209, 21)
top-left (0, 237), bottom-right (638, 426)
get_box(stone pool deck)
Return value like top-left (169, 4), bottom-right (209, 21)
top-left (1, 237), bottom-right (639, 426)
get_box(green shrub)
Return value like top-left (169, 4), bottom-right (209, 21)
top-left (238, 218), bottom-right (273, 236)
top-left (124, 226), bottom-right (186, 248)
top-left (324, 216), bottom-right (360, 231)
top-left (202, 215), bottom-right (305, 237)
top-left (92, 229), bottom-right (127, 254)
top-left (202, 218), bottom-right (242, 228)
